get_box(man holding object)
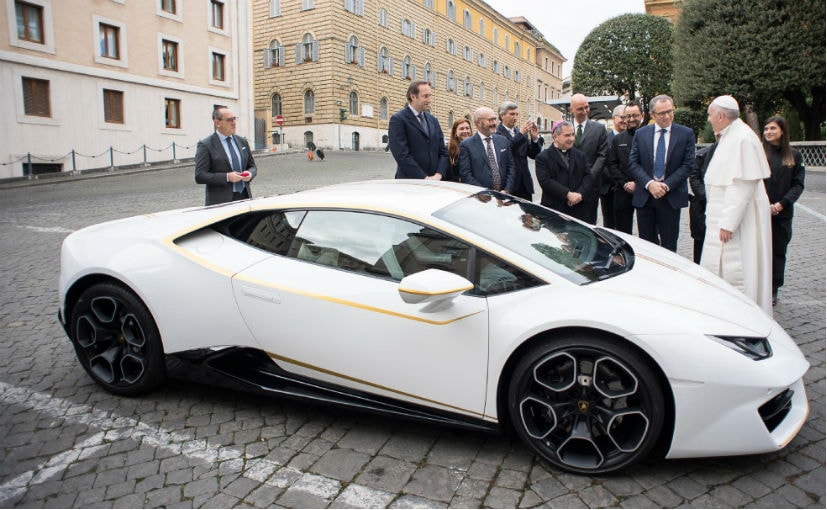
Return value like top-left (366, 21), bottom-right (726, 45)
top-left (195, 107), bottom-right (257, 205)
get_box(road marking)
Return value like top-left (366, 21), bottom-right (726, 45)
top-left (20, 225), bottom-right (74, 234)
top-left (795, 203), bottom-right (826, 221)
top-left (0, 381), bottom-right (394, 507)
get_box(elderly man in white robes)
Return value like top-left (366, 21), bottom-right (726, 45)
top-left (701, 95), bottom-right (773, 314)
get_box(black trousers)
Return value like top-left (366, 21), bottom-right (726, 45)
top-left (771, 215), bottom-right (793, 291)
top-left (600, 191), bottom-right (616, 229)
top-left (613, 190), bottom-right (635, 234)
top-left (636, 199), bottom-right (681, 252)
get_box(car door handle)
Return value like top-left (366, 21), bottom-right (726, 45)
top-left (241, 285), bottom-right (281, 304)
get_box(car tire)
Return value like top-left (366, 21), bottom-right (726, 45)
top-left (507, 334), bottom-right (665, 475)
top-left (69, 282), bottom-right (165, 396)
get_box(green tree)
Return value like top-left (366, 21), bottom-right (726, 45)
top-left (673, 0), bottom-right (825, 140)
top-left (572, 14), bottom-right (674, 114)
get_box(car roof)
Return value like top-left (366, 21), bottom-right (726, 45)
top-left (254, 179), bottom-right (481, 218)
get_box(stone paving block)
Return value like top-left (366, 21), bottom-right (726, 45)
top-left (311, 448), bottom-right (370, 482)
top-left (425, 439), bottom-right (478, 471)
top-left (466, 460), bottom-right (497, 481)
top-left (484, 486), bottom-right (521, 508)
top-left (301, 438), bottom-right (335, 457)
top-left (111, 493), bottom-right (146, 508)
top-left (330, 483), bottom-right (395, 508)
top-left (355, 455), bottom-right (418, 493)
top-left (199, 492), bottom-right (241, 509)
top-left (529, 475), bottom-right (570, 501)
top-left (182, 477), bottom-right (219, 500)
top-left (104, 480), bottom-right (136, 501)
top-left (165, 467), bottom-right (195, 486)
top-left (134, 473), bottom-right (166, 493)
top-left (337, 427), bottom-right (392, 456)
top-left (578, 483), bottom-right (620, 507)
top-left (145, 486), bottom-right (182, 507)
top-left (548, 492), bottom-right (588, 508)
top-left (222, 475), bottom-right (262, 500)
top-left (666, 474), bottom-right (708, 500)
top-left (447, 495), bottom-right (482, 508)
top-left (389, 494), bottom-right (447, 508)
top-left (93, 467), bottom-right (128, 489)
top-left (454, 477), bottom-right (488, 499)
top-left (243, 483), bottom-right (284, 508)
top-left (495, 467), bottom-right (528, 490)
top-left (618, 493), bottom-right (660, 508)
top-left (641, 484), bottom-right (683, 508)
top-left (379, 433), bottom-right (433, 462)
top-left (276, 472), bottom-right (340, 508)
top-left (403, 465), bottom-right (464, 503)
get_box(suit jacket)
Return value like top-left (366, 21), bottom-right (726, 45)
top-left (535, 145), bottom-right (593, 222)
top-left (607, 130), bottom-right (635, 188)
top-left (574, 120), bottom-right (608, 198)
top-left (388, 107), bottom-right (448, 179)
top-left (194, 132), bottom-right (257, 206)
top-left (628, 123), bottom-right (695, 210)
top-left (496, 124), bottom-right (541, 200)
top-left (458, 133), bottom-right (516, 192)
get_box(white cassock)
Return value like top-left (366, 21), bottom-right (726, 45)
top-left (701, 118), bottom-right (773, 315)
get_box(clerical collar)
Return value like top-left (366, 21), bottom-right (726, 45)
top-left (553, 144), bottom-right (567, 153)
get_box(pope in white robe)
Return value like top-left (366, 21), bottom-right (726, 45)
top-left (701, 96), bottom-right (773, 314)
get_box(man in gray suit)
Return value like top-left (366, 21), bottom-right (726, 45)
top-left (195, 107), bottom-right (257, 206)
top-left (459, 107), bottom-right (515, 193)
top-left (570, 93), bottom-right (608, 225)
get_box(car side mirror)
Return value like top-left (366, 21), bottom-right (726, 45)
top-left (398, 269), bottom-right (473, 306)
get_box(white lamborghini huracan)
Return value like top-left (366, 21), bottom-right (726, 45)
top-left (58, 180), bottom-right (809, 474)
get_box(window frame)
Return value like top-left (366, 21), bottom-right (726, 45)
top-left (21, 76), bottom-right (50, 117)
top-left (15, 0), bottom-right (43, 43)
top-left (164, 97), bottom-right (181, 129)
top-left (210, 49), bottom-right (227, 84)
top-left (9, 0), bottom-right (54, 53)
top-left (102, 88), bottom-right (124, 124)
top-left (93, 15), bottom-right (127, 67)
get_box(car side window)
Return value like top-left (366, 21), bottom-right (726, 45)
top-left (288, 210), bottom-right (471, 282)
top-left (219, 210), bottom-right (306, 256)
top-left (473, 251), bottom-right (542, 296)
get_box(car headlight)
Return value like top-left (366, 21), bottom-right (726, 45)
top-left (707, 335), bottom-right (773, 360)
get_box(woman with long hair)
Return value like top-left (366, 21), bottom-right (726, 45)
top-left (445, 118), bottom-right (473, 182)
top-left (762, 115), bottom-right (805, 306)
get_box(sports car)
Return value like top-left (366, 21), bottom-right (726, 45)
top-left (58, 180), bottom-right (809, 475)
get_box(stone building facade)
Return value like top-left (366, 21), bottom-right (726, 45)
top-left (254, 0), bottom-right (565, 151)
top-left (0, 0), bottom-right (253, 178)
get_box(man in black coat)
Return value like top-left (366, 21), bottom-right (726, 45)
top-left (607, 102), bottom-right (643, 234)
top-left (535, 121), bottom-right (593, 222)
top-left (689, 142), bottom-right (718, 263)
top-left (495, 102), bottom-right (542, 201)
top-left (388, 80), bottom-right (448, 180)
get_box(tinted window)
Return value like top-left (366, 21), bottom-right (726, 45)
top-left (435, 191), bottom-right (633, 285)
top-left (288, 210), bottom-right (470, 281)
top-left (216, 210), bottom-right (306, 256)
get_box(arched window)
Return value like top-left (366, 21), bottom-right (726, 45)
top-left (446, 38), bottom-right (455, 55)
top-left (380, 97), bottom-right (388, 120)
top-left (378, 46), bottom-right (390, 73)
top-left (378, 8), bottom-right (387, 27)
top-left (423, 62), bottom-right (433, 84)
top-left (271, 93), bottom-right (282, 117)
top-left (304, 90), bottom-right (315, 114)
top-left (402, 19), bottom-right (414, 38)
top-left (514, 41), bottom-right (521, 57)
top-left (423, 0), bottom-right (434, 8)
top-left (446, 70), bottom-right (455, 92)
top-left (479, 18), bottom-right (484, 36)
top-left (297, 33), bottom-right (317, 63)
top-left (463, 46), bottom-right (472, 61)
top-left (463, 9), bottom-right (471, 29)
top-left (464, 76), bottom-right (472, 97)
top-left (402, 55), bottom-right (412, 80)
top-left (447, 110), bottom-right (454, 128)
top-left (349, 91), bottom-right (358, 115)
top-left (493, 27), bottom-right (499, 45)
top-left (493, 87), bottom-right (498, 105)
top-left (266, 39), bottom-right (284, 68)
top-left (447, 0), bottom-right (456, 21)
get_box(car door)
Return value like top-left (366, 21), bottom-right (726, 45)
top-left (232, 209), bottom-right (490, 418)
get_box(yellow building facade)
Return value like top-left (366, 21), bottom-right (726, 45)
top-left (253, 0), bottom-right (565, 151)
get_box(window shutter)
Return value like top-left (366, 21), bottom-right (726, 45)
top-left (358, 47), bottom-right (365, 67)
top-left (278, 46), bottom-right (285, 66)
top-left (295, 43), bottom-right (302, 64)
top-left (388, 57), bottom-right (394, 76)
top-left (411, 64), bottom-right (417, 79)
top-left (357, 0), bottom-right (364, 16)
top-left (263, 49), bottom-right (272, 69)
top-left (311, 41), bottom-right (319, 61)
top-left (411, 22), bottom-right (416, 38)
top-left (345, 43), bottom-right (352, 63)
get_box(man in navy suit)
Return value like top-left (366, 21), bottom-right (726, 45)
top-left (388, 80), bottom-right (448, 180)
top-left (570, 94), bottom-right (608, 225)
top-left (496, 102), bottom-right (542, 201)
top-left (628, 95), bottom-right (695, 251)
top-left (194, 107), bottom-right (257, 206)
top-left (459, 107), bottom-right (515, 193)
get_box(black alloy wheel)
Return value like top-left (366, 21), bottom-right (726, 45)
top-left (508, 334), bottom-right (665, 474)
top-left (70, 283), bottom-right (165, 396)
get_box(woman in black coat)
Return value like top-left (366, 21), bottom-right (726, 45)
top-left (762, 116), bottom-right (805, 305)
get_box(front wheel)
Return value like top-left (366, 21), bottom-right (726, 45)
top-left (69, 282), bottom-right (165, 396)
top-left (508, 334), bottom-right (665, 474)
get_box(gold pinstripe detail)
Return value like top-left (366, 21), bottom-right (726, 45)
top-left (267, 351), bottom-right (491, 419)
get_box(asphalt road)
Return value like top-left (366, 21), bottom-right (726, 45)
top-left (0, 151), bottom-right (824, 508)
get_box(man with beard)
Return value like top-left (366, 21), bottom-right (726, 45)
top-left (607, 102), bottom-right (643, 234)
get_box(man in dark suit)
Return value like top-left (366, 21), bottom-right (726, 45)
top-left (689, 141), bottom-right (717, 263)
top-left (601, 104), bottom-right (627, 228)
top-left (570, 94), bottom-right (608, 225)
top-left (388, 80), bottom-right (448, 180)
top-left (628, 94), bottom-right (695, 252)
top-left (194, 107), bottom-right (257, 206)
top-left (607, 101), bottom-right (643, 234)
top-left (535, 121), bottom-right (593, 222)
top-left (459, 107), bottom-right (515, 193)
top-left (496, 102), bottom-right (542, 201)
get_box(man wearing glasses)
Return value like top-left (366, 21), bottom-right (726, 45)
top-left (607, 102), bottom-right (644, 235)
top-left (195, 107), bottom-right (257, 205)
top-left (628, 95), bottom-right (695, 251)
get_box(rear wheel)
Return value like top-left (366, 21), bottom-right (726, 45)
top-left (69, 283), bottom-right (165, 396)
top-left (508, 334), bottom-right (665, 474)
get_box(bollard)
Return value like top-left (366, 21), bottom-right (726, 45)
top-left (71, 149), bottom-right (77, 174)
top-left (109, 146), bottom-right (114, 171)
top-left (26, 152), bottom-right (33, 179)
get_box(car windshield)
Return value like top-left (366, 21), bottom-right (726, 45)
top-left (434, 191), bottom-right (633, 285)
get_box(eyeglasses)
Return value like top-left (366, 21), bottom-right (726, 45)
top-left (651, 109), bottom-right (674, 117)
top-left (223, 117), bottom-right (238, 122)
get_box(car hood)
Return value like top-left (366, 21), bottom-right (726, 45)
top-left (594, 234), bottom-right (774, 337)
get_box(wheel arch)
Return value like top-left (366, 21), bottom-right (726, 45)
top-left (495, 326), bottom-right (676, 459)
top-left (62, 274), bottom-right (139, 333)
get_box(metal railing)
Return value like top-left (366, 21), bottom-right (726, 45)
top-left (2, 142), bottom-right (197, 178)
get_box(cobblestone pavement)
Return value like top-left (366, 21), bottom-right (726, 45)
top-left (0, 151), bottom-right (823, 508)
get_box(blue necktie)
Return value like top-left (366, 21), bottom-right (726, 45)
top-left (654, 128), bottom-right (666, 180)
top-left (225, 136), bottom-right (244, 193)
